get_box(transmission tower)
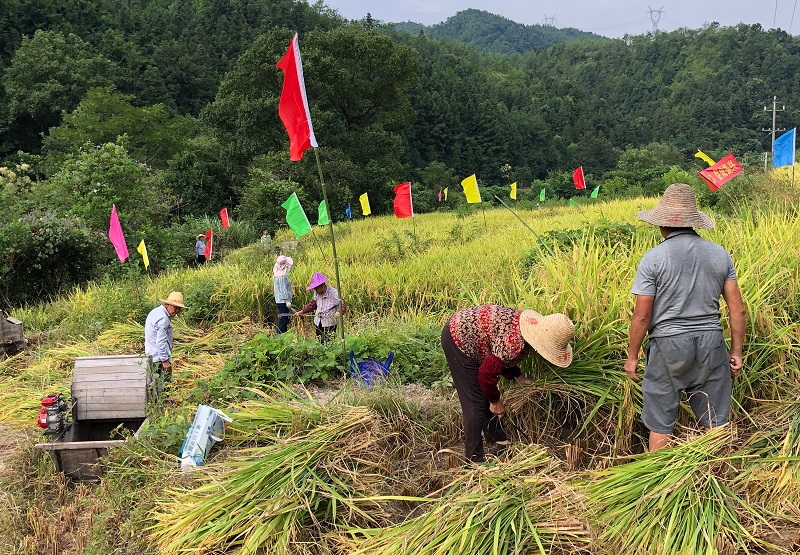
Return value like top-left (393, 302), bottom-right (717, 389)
top-left (542, 15), bottom-right (556, 27)
top-left (647, 6), bottom-right (664, 32)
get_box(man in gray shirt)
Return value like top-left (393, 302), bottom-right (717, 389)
top-left (624, 184), bottom-right (745, 451)
top-left (145, 291), bottom-right (186, 386)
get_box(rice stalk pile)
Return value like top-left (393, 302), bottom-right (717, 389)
top-left (584, 425), bottom-right (773, 555)
top-left (733, 389), bottom-right (800, 513)
top-left (149, 405), bottom-right (399, 555)
top-left (222, 385), bottom-right (326, 445)
top-left (335, 445), bottom-right (588, 555)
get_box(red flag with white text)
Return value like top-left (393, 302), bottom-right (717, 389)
top-left (276, 33), bottom-right (318, 161)
top-left (393, 182), bottom-right (413, 218)
top-left (573, 166), bottom-right (586, 189)
top-left (698, 153), bottom-right (743, 192)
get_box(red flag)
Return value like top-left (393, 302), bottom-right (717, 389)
top-left (220, 207), bottom-right (229, 228)
top-left (698, 153), bottom-right (743, 192)
top-left (438, 187), bottom-right (442, 202)
top-left (204, 229), bottom-right (213, 260)
top-left (108, 204), bottom-right (129, 262)
top-left (573, 166), bottom-right (586, 189)
top-left (393, 182), bottom-right (413, 218)
top-left (276, 33), bottom-right (318, 161)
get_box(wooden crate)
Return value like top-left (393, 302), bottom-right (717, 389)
top-left (35, 354), bottom-right (152, 481)
top-left (0, 312), bottom-right (25, 356)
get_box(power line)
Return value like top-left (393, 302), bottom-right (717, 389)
top-left (774, 0), bottom-right (779, 28)
top-left (791, 0), bottom-right (798, 33)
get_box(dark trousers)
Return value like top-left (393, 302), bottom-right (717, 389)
top-left (441, 323), bottom-right (506, 462)
top-left (276, 302), bottom-right (290, 334)
top-left (150, 361), bottom-right (172, 398)
top-left (315, 323), bottom-right (337, 343)
top-left (196, 254), bottom-right (206, 265)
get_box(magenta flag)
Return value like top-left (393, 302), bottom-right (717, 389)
top-left (108, 205), bottom-right (129, 262)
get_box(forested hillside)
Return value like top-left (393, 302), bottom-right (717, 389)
top-left (1, 0), bottom-right (799, 308)
top-left (393, 8), bottom-right (603, 54)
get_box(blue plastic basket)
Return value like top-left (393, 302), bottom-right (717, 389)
top-left (348, 349), bottom-right (393, 386)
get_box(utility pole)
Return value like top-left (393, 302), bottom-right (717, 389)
top-left (542, 15), bottom-right (556, 27)
top-left (647, 6), bottom-right (664, 32)
top-left (762, 95), bottom-right (786, 168)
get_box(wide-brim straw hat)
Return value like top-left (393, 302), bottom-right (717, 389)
top-left (637, 183), bottom-right (714, 229)
top-left (196, 234), bottom-right (205, 241)
top-left (307, 272), bottom-right (328, 290)
top-left (519, 310), bottom-right (574, 368)
top-left (160, 291), bottom-right (186, 308)
top-left (273, 255), bottom-right (293, 277)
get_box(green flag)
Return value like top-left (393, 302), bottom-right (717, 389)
top-left (569, 198), bottom-right (578, 207)
top-left (591, 185), bottom-right (600, 199)
top-left (317, 200), bottom-right (329, 225)
top-left (539, 188), bottom-right (545, 202)
top-left (281, 192), bottom-right (312, 238)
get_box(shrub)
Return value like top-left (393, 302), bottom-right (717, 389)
top-left (0, 211), bottom-right (105, 308)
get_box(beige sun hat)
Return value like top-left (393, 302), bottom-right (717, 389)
top-left (519, 310), bottom-right (574, 368)
top-left (159, 291), bottom-right (186, 308)
top-left (636, 183), bottom-right (714, 229)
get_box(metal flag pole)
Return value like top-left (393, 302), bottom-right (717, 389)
top-left (313, 148), bottom-right (346, 352)
top-left (493, 195), bottom-right (553, 256)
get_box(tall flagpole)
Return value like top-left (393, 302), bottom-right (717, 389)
top-left (313, 148), bottom-right (345, 351)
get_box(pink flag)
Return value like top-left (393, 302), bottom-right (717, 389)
top-left (438, 187), bottom-right (442, 202)
top-left (204, 229), bottom-right (213, 260)
top-left (573, 166), bottom-right (586, 190)
top-left (220, 207), bottom-right (230, 228)
top-left (108, 204), bottom-right (129, 262)
top-left (276, 33), bottom-right (318, 161)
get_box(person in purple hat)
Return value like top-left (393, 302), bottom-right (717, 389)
top-left (295, 272), bottom-right (344, 342)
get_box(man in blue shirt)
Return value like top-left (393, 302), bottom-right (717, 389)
top-left (145, 292), bottom-right (186, 387)
top-left (625, 184), bottom-right (745, 451)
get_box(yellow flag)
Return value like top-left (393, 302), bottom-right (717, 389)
top-left (695, 150), bottom-right (716, 167)
top-left (359, 192), bottom-right (371, 216)
top-left (461, 174), bottom-right (481, 203)
top-left (137, 239), bottom-right (150, 270)
top-left (444, 187), bottom-right (448, 201)
top-left (510, 182), bottom-right (517, 200)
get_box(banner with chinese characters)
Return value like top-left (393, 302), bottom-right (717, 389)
top-left (698, 153), bottom-right (743, 191)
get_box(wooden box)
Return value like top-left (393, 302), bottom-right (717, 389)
top-left (35, 354), bottom-right (152, 481)
top-left (0, 312), bottom-right (25, 356)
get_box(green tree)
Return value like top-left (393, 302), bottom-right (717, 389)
top-left (2, 30), bottom-right (118, 134)
top-left (0, 211), bottom-right (104, 308)
top-left (42, 87), bottom-right (193, 171)
top-left (31, 142), bottom-right (168, 233)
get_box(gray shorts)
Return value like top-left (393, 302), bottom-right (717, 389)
top-left (642, 330), bottom-right (731, 435)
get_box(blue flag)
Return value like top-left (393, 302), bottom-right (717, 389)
top-left (773, 128), bottom-right (796, 168)
top-left (345, 203), bottom-right (351, 219)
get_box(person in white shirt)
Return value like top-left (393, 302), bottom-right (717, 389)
top-left (145, 291), bottom-right (185, 386)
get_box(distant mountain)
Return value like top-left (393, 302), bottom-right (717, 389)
top-left (391, 9), bottom-right (605, 54)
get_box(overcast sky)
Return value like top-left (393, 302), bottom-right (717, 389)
top-left (317, 0), bottom-right (799, 38)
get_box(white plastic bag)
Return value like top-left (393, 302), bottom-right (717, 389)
top-left (179, 404), bottom-right (232, 471)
